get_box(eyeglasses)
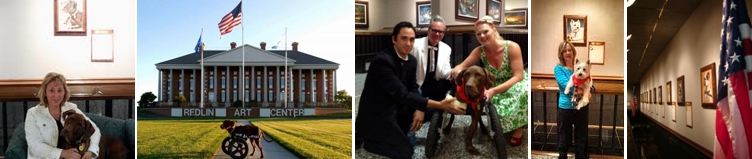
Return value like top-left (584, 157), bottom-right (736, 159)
top-left (430, 28), bottom-right (445, 35)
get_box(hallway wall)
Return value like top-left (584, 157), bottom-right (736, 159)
top-left (637, 0), bottom-right (752, 151)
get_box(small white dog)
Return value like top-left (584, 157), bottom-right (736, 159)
top-left (567, 20), bottom-right (583, 41)
top-left (564, 59), bottom-right (593, 110)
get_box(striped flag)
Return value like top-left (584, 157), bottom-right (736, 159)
top-left (271, 33), bottom-right (286, 49)
top-left (218, 2), bottom-right (242, 38)
top-left (714, 0), bottom-right (752, 159)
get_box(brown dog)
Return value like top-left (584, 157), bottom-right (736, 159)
top-left (220, 120), bottom-right (274, 158)
top-left (444, 65), bottom-right (496, 155)
top-left (60, 109), bottom-right (128, 159)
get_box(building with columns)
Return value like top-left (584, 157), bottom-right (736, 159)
top-left (156, 42), bottom-right (339, 107)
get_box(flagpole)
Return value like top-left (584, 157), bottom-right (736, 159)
top-left (285, 27), bottom-right (288, 109)
top-left (200, 29), bottom-right (204, 108)
top-left (241, 0), bottom-right (245, 108)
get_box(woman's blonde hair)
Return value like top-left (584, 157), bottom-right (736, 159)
top-left (37, 72), bottom-right (70, 107)
top-left (475, 15), bottom-right (504, 40)
top-left (557, 41), bottom-right (577, 66)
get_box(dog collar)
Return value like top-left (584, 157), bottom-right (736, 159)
top-left (572, 76), bottom-right (591, 86)
top-left (456, 78), bottom-right (486, 111)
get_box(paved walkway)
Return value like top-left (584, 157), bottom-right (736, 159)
top-left (212, 120), bottom-right (298, 159)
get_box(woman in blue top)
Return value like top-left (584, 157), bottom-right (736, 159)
top-left (554, 41), bottom-right (590, 159)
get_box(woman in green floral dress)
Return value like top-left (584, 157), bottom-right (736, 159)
top-left (449, 16), bottom-right (529, 146)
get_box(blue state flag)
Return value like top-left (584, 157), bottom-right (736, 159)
top-left (194, 34), bottom-right (202, 56)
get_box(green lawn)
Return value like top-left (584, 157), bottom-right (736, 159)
top-left (137, 114), bottom-right (352, 159)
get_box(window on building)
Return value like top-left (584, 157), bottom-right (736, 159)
top-left (256, 77), bottom-right (261, 88)
top-left (281, 78), bottom-right (285, 88)
top-left (190, 92), bottom-right (195, 102)
top-left (313, 79), bottom-right (317, 90)
top-left (313, 92), bottom-right (316, 102)
top-left (279, 92), bottom-right (285, 101)
top-left (245, 91), bottom-right (249, 101)
top-left (233, 77), bottom-right (238, 89)
top-left (256, 91), bottom-right (261, 102)
top-left (221, 77), bottom-right (226, 89)
top-left (221, 90), bottom-right (226, 102)
top-left (233, 90), bottom-right (237, 102)
top-left (268, 77), bottom-right (273, 88)
top-left (210, 76), bottom-right (214, 89)
top-left (190, 79), bottom-right (195, 90)
top-left (302, 79), bottom-right (306, 90)
top-left (268, 90), bottom-right (273, 102)
top-left (209, 91), bottom-right (215, 102)
top-left (301, 93), bottom-right (306, 102)
top-left (245, 78), bottom-right (249, 88)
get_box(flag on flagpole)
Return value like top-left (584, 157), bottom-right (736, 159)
top-left (194, 32), bottom-right (202, 55)
top-left (714, 0), bottom-right (752, 159)
top-left (218, 2), bottom-right (242, 38)
top-left (271, 33), bottom-right (286, 49)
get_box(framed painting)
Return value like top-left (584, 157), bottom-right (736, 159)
top-left (355, 1), bottom-right (369, 28)
top-left (588, 42), bottom-right (605, 65)
top-left (666, 81), bottom-right (672, 105)
top-left (650, 89), bottom-right (653, 104)
top-left (700, 63), bottom-right (717, 109)
top-left (456, 0), bottom-right (479, 21)
top-left (677, 75), bottom-right (686, 106)
top-left (654, 87), bottom-right (657, 104)
top-left (486, 0), bottom-right (502, 24)
top-left (564, 15), bottom-right (587, 46)
top-left (417, 2), bottom-right (432, 27)
top-left (91, 29), bottom-right (114, 62)
top-left (659, 86), bottom-right (663, 105)
top-left (54, 0), bottom-right (87, 36)
top-left (504, 8), bottom-right (528, 28)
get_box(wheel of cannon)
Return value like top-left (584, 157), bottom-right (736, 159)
top-left (227, 138), bottom-right (249, 159)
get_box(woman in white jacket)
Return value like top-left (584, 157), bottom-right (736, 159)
top-left (25, 72), bottom-right (101, 159)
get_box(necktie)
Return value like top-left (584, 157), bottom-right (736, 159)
top-left (427, 46), bottom-right (437, 72)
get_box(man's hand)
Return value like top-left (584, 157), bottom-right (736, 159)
top-left (440, 98), bottom-right (465, 114)
top-left (411, 110), bottom-right (425, 131)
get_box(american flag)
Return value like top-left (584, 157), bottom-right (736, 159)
top-left (218, 2), bottom-right (242, 38)
top-left (714, 0), bottom-right (752, 159)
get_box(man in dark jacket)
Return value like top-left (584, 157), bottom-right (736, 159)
top-left (355, 21), bottom-right (465, 159)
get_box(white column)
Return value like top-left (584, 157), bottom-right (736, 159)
top-left (264, 66), bottom-right (268, 103)
top-left (251, 66), bottom-right (255, 100)
top-left (226, 66), bottom-right (230, 103)
top-left (310, 69), bottom-right (314, 103)
top-left (298, 69), bottom-right (302, 106)
top-left (276, 66), bottom-right (280, 104)
top-left (158, 70), bottom-right (162, 102)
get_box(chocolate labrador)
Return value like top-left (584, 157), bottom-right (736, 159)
top-left (60, 109), bottom-right (129, 159)
top-left (444, 65), bottom-right (496, 155)
top-left (220, 120), bottom-right (274, 158)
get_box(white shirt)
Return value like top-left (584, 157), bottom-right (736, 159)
top-left (411, 37), bottom-right (452, 87)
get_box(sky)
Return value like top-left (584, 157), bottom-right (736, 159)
top-left (136, 0), bottom-right (354, 99)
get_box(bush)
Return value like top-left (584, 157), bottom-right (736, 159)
top-left (232, 100), bottom-right (243, 107)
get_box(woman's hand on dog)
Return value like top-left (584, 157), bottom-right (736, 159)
top-left (440, 98), bottom-right (465, 114)
top-left (60, 148), bottom-right (80, 159)
top-left (411, 110), bottom-right (425, 131)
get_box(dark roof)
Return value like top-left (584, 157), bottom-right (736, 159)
top-left (156, 51), bottom-right (224, 65)
top-left (268, 50), bottom-right (338, 65)
top-left (156, 50), bottom-right (338, 65)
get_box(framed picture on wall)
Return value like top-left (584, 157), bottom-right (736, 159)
top-left (588, 42), bottom-right (605, 65)
top-left (687, 103), bottom-right (693, 128)
top-left (504, 8), bottom-right (528, 28)
top-left (650, 89), bottom-right (653, 104)
top-left (564, 15), bottom-right (587, 46)
top-left (677, 75), bottom-right (686, 106)
top-left (456, 0), bottom-right (479, 21)
top-left (416, 2), bottom-right (431, 26)
top-left (91, 29), bottom-right (114, 62)
top-left (355, 1), bottom-right (369, 28)
top-left (700, 63), bottom-right (717, 109)
top-left (54, 0), bottom-right (87, 36)
top-left (486, 0), bottom-right (501, 24)
top-left (658, 86), bottom-right (663, 105)
top-left (666, 81), bottom-right (672, 105)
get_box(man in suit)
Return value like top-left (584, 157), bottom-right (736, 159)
top-left (355, 22), bottom-right (464, 159)
top-left (402, 15), bottom-right (454, 135)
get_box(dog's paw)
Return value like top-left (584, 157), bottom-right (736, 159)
top-left (564, 88), bottom-right (570, 94)
top-left (466, 146), bottom-right (481, 155)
